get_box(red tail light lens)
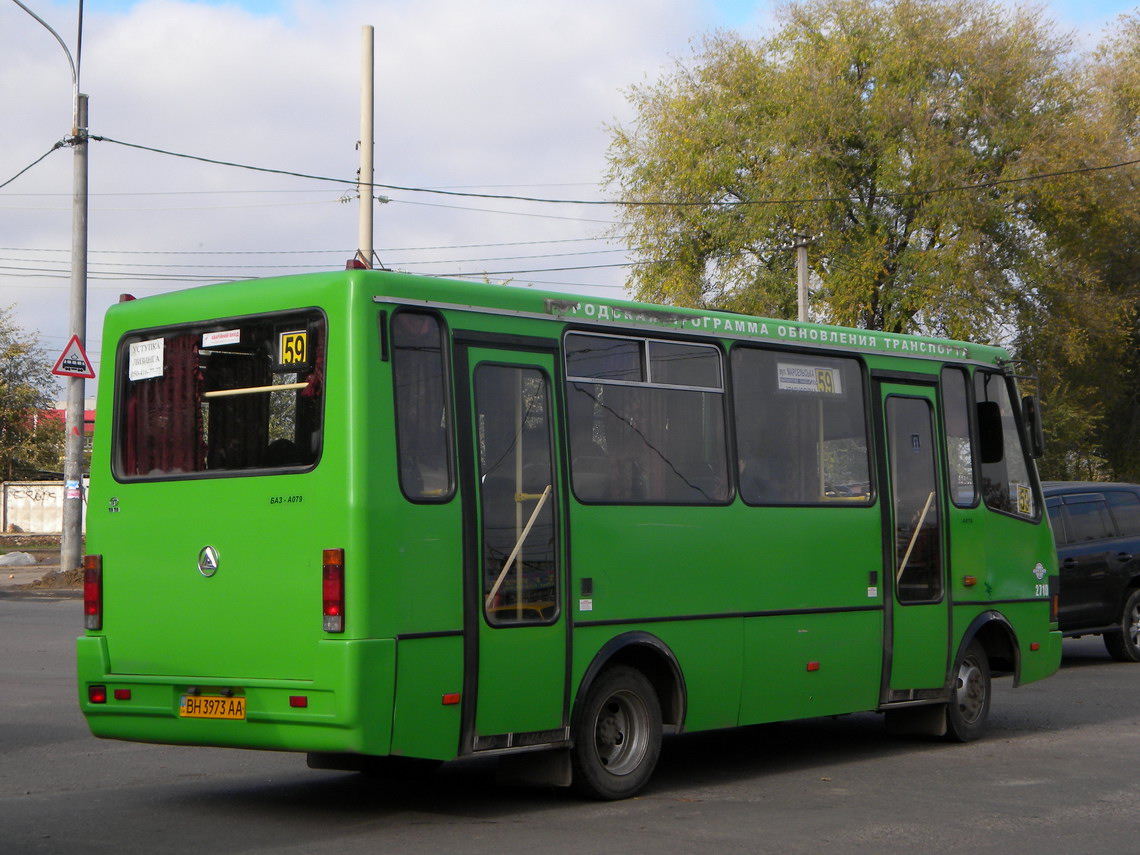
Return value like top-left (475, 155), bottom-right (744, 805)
top-left (84, 554), bottom-right (103, 630)
top-left (322, 548), bottom-right (345, 633)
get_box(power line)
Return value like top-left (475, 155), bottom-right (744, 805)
top-left (0, 257), bottom-right (643, 282)
top-left (0, 141), bottom-right (67, 191)
top-left (0, 235), bottom-right (625, 255)
top-left (91, 135), bottom-right (1140, 207)
top-left (9, 135), bottom-right (1140, 209)
top-left (0, 246), bottom-right (628, 271)
top-left (439, 262), bottom-right (639, 277)
top-left (389, 196), bottom-right (617, 225)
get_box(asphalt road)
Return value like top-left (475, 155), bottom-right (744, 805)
top-left (2, 597), bottom-right (1138, 854)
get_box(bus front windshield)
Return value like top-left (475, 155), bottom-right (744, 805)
top-left (114, 311), bottom-right (325, 479)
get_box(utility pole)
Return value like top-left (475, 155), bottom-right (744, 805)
top-left (61, 91), bottom-right (89, 574)
top-left (356, 24), bottom-right (374, 268)
top-left (795, 235), bottom-right (810, 323)
top-left (13, 1), bottom-right (88, 573)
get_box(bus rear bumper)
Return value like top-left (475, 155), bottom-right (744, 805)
top-left (76, 635), bottom-right (395, 755)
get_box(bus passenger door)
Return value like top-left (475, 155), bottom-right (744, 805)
top-left (457, 344), bottom-right (568, 749)
top-left (878, 384), bottom-right (951, 694)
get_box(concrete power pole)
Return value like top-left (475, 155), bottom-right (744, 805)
top-left (356, 25), bottom-right (374, 268)
top-left (14, 0), bottom-right (89, 573)
top-left (61, 92), bottom-right (89, 574)
top-left (795, 235), bottom-right (810, 323)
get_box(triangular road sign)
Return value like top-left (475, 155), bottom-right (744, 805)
top-left (52, 335), bottom-right (96, 379)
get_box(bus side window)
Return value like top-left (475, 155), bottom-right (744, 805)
top-left (565, 333), bottom-right (729, 505)
top-left (731, 347), bottom-right (871, 505)
top-left (974, 370), bottom-right (1036, 519)
top-left (391, 311), bottom-right (454, 501)
top-left (940, 366), bottom-right (977, 508)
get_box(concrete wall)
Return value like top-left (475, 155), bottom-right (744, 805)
top-left (1, 481), bottom-right (87, 534)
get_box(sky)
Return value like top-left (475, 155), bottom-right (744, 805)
top-left (1, 0), bottom-right (1137, 394)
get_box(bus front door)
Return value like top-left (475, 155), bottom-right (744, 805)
top-left (459, 345), bottom-right (568, 749)
top-left (879, 384), bottom-right (951, 694)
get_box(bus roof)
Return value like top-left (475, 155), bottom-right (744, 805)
top-left (108, 269), bottom-right (1010, 367)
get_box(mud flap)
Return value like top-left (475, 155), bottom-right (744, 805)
top-left (496, 748), bottom-right (573, 788)
top-left (883, 704), bottom-right (948, 737)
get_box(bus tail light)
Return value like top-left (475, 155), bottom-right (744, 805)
top-left (323, 549), bottom-right (345, 632)
top-left (84, 554), bottom-right (103, 630)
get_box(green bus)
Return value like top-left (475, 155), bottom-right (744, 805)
top-left (77, 269), bottom-right (1061, 799)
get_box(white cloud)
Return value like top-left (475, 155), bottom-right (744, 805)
top-left (11, 0), bottom-right (1118, 385)
top-left (1, 0), bottom-right (705, 381)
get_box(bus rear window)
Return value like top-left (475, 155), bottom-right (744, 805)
top-left (115, 312), bottom-right (325, 478)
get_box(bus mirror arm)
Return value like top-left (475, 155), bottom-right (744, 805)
top-left (484, 485), bottom-right (553, 610)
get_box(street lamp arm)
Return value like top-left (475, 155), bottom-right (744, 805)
top-left (10, 0), bottom-right (80, 130)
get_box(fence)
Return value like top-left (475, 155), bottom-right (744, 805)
top-left (1, 481), bottom-right (87, 534)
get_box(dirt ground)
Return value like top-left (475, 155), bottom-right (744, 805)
top-left (27, 565), bottom-right (84, 588)
top-left (0, 534), bottom-right (81, 589)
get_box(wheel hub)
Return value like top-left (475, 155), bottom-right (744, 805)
top-left (593, 691), bottom-right (647, 775)
top-left (956, 659), bottom-right (984, 723)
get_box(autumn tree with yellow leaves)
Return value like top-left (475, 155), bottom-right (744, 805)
top-left (607, 0), bottom-right (1140, 478)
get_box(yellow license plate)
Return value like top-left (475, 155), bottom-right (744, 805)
top-left (179, 695), bottom-right (246, 720)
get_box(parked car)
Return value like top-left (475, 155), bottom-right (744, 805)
top-left (1044, 482), bottom-right (1140, 661)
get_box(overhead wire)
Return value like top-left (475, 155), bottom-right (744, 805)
top-left (89, 135), bottom-right (1140, 207)
top-left (11, 134), bottom-right (1140, 213)
top-left (0, 141), bottom-right (67, 191)
top-left (13, 134), bottom-right (1139, 292)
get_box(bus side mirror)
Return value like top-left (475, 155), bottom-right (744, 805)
top-left (1022, 395), bottom-right (1045, 459)
top-left (977, 401), bottom-right (1004, 464)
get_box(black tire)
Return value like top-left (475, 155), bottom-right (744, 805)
top-left (944, 640), bottom-right (990, 743)
top-left (1103, 588), bottom-right (1140, 663)
top-left (570, 665), bottom-right (662, 800)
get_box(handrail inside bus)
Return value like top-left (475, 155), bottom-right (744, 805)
top-left (484, 484), bottom-right (552, 611)
top-left (202, 382), bottom-right (308, 399)
top-left (896, 491), bottom-right (936, 583)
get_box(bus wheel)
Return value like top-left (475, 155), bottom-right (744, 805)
top-left (1103, 589), bottom-right (1140, 662)
top-left (945, 640), bottom-right (990, 742)
top-left (571, 665), bottom-right (662, 800)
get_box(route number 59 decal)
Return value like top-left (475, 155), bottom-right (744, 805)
top-left (279, 330), bottom-right (308, 367)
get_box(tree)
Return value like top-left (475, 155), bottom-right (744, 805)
top-left (0, 306), bottom-right (62, 481)
top-left (606, 0), bottom-right (1084, 342)
top-left (1012, 13), bottom-right (1140, 479)
top-left (608, 0), bottom-right (1140, 479)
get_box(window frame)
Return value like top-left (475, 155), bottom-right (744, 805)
top-left (730, 343), bottom-right (874, 508)
top-left (973, 369), bottom-right (1041, 522)
top-left (473, 361), bottom-right (561, 628)
top-left (1104, 489), bottom-right (1140, 538)
top-left (1059, 493), bottom-right (1117, 543)
top-left (940, 365), bottom-right (980, 510)
top-left (390, 308), bottom-right (457, 504)
top-left (563, 330), bottom-right (730, 506)
top-left (112, 307), bottom-right (327, 483)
